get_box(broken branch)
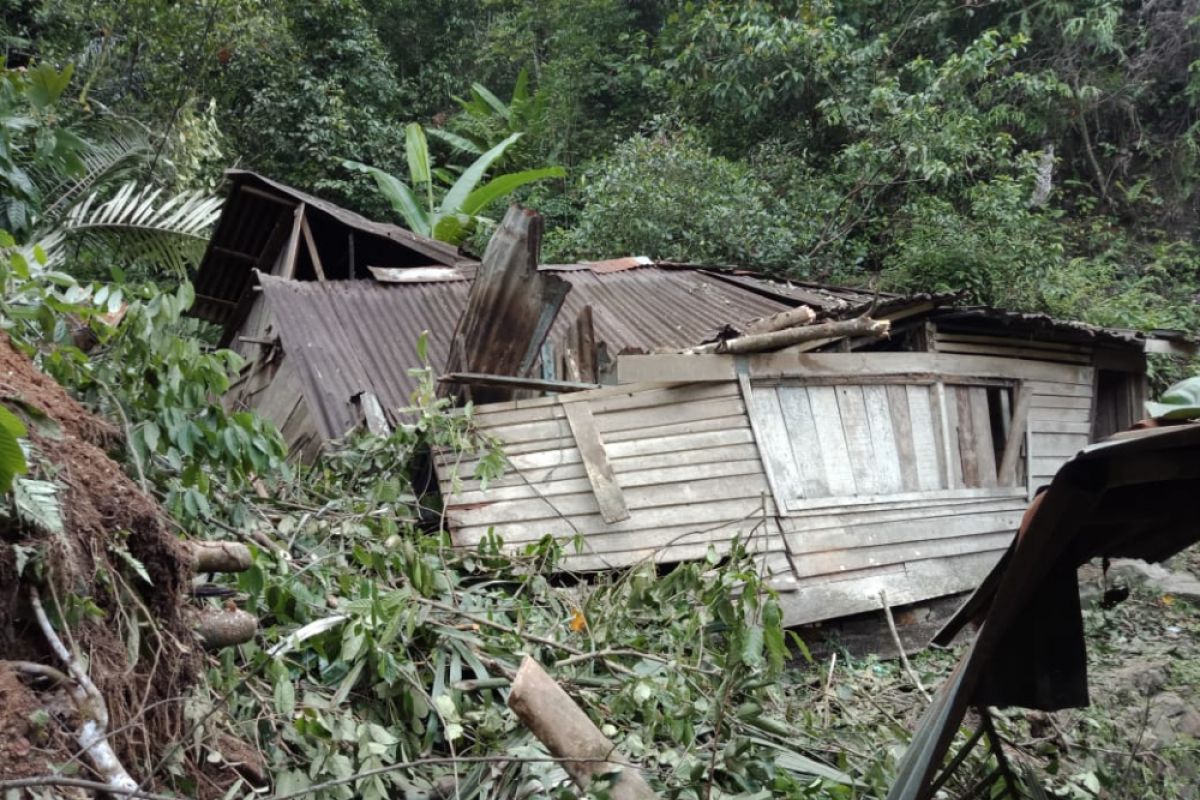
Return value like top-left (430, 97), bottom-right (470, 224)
top-left (743, 306), bottom-right (817, 336)
top-left (191, 606), bottom-right (259, 649)
top-left (508, 656), bottom-right (659, 800)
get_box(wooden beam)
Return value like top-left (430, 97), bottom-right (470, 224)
top-left (278, 203), bottom-right (305, 280)
top-left (997, 386), bottom-right (1033, 486)
top-left (1145, 338), bottom-right (1197, 357)
top-left (617, 352), bottom-right (1094, 386)
top-left (211, 245), bottom-right (260, 263)
top-left (238, 184), bottom-right (299, 207)
top-left (562, 400), bottom-right (630, 523)
top-left (300, 213), bottom-right (327, 281)
top-left (439, 372), bottom-right (600, 393)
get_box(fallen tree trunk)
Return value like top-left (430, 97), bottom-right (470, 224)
top-left (507, 656), bottom-right (658, 800)
top-left (716, 316), bottom-right (890, 354)
top-left (190, 541), bottom-right (252, 573)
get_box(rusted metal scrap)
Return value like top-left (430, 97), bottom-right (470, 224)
top-left (886, 421), bottom-right (1200, 800)
top-left (442, 206), bottom-right (570, 404)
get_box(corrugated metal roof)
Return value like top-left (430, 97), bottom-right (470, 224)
top-left (258, 275), bottom-right (470, 439)
top-left (193, 171), bottom-right (465, 326)
top-left (257, 264), bottom-right (794, 436)
top-left (932, 307), bottom-right (1146, 345)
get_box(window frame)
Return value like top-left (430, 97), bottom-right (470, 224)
top-left (743, 373), bottom-right (1030, 516)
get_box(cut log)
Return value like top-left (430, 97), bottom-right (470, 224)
top-left (743, 306), bottom-right (816, 335)
top-left (190, 541), bottom-right (253, 573)
top-left (716, 317), bottom-right (890, 354)
top-left (192, 607), bottom-right (258, 649)
top-left (507, 656), bottom-right (658, 800)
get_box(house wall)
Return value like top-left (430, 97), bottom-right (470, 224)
top-left (438, 351), bottom-right (1106, 626)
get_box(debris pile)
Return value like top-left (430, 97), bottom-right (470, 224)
top-left (0, 335), bottom-right (252, 796)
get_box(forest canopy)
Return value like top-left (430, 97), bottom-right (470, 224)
top-left (3, 0), bottom-right (1199, 334)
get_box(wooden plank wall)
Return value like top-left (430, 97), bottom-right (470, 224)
top-left (438, 350), bottom-right (1099, 627)
top-left (438, 382), bottom-right (787, 574)
top-left (933, 330), bottom-right (1095, 488)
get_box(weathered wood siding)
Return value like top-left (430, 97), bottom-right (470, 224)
top-left (437, 352), bottom-right (1098, 626)
top-left (439, 382), bottom-right (789, 578)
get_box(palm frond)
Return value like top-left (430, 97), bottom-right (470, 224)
top-left (39, 130), bottom-right (155, 222)
top-left (49, 182), bottom-right (221, 276)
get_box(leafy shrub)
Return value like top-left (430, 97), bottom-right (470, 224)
top-left (545, 125), bottom-right (799, 268)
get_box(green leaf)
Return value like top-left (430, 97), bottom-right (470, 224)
top-left (441, 133), bottom-right (523, 218)
top-left (741, 624), bottom-right (764, 667)
top-left (461, 166), bottom-right (566, 216)
top-left (343, 160), bottom-right (430, 236)
top-left (26, 63), bottom-right (74, 110)
top-left (0, 406), bottom-right (29, 493)
top-left (470, 83), bottom-right (511, 120)
top-left (425, 128), bottom-right (483, 157)
top-left (404, 123), bottom-right (432, 188)
top-left (13, 479), bottom-right (63, 534)
top-left (1146, 376), bottom-right (1200, 420)
top-left (431, 214), bottom-right (471, 246)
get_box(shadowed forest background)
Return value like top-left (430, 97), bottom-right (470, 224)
top-left (6, 0), bottom-right (1200, 339)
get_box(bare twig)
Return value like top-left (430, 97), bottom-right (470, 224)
top-left (879, 589), bottom-right (931, 702)
top-left (0, 776), bottom-right (175, 800)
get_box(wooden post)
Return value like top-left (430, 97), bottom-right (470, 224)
top-left (508, 656), bottom-right (658, 800)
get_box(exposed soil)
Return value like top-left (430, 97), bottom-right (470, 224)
top-left (0, 335), bottom-right (199, 789)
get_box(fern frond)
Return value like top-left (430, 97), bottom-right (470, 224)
top-left (50, 182), bottom-right (221, 276)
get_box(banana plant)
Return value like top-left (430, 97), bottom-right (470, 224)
top-left (344, 123), bottom-right (564, 245)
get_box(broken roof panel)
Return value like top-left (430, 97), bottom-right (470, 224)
top-left (193, 171), bottom-right (465, 326)
top-left (256, 264), bottom-right (795, 437)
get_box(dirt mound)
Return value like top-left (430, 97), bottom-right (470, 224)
top-left (0, 335), bottom-right (199, 788)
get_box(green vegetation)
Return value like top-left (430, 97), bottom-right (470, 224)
top-left (2, 1), bottom-right (1200, 797)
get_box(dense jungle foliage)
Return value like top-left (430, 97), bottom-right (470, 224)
top-left (1, 1), bottom-right (1200, 799)
top-left (5, 0), bottom-right (1200, 329)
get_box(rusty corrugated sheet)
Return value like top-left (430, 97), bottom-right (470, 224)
top-left (257, 275), bottom-right (470, 439)
top-left (548, 267), bottom-right (792, 351)
top-left (886, 421), bottom-right (1200, 800)
top-left (933, 306), bottom-right (1146, 345)
top-left (192, 171), bottom-right (465, 327)
top-left (442, 207), bottom-right (569, 404)
top-left (255, 262), bottom-right (795, 437)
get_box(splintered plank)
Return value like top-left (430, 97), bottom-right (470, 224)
top-left (887, 385), bottom-right (920, 492)
top-left (563, 401), bottom-right (629, 524)
top-left (955, 386), bottom-right (980, 487)
top-left (776, 550), bottom-right (1008, 626)
top-left (968, 386), bottom-right (998, 487)
top-left (997, 386), bottom-right (1033, 486)
top-left (743, 382), bottom-right (805, 507)
top-left (777, 387), bottom-right (829, 498)
top-left (906, 384), bottom-right (944, 491)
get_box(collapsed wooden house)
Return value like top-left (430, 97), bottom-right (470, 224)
top-left (192, 178), bottom-right (1195, 626)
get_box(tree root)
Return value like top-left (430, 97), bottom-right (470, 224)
top-left (29, 587), bottom-right (140, 794)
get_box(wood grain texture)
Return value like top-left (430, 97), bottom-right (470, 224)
top-left (887, 385), bottom-right (920, 492)
top-left (563, 401), bottom-right (630, 524)
top-left (777, 387), bottom-right (830, 498)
